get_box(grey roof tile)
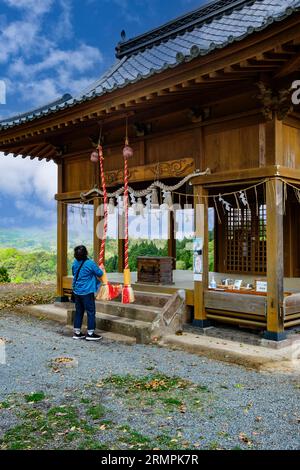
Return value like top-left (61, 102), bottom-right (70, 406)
top-left (1, 0), bottom-right (300, 130)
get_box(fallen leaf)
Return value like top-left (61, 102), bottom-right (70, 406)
top-left (239, 433), bottom-right (252, 445)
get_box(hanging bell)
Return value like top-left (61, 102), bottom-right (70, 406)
top-left (90, 150), bottom-right (99, 163)
top-left (123, 143), bottom-right (134, 159)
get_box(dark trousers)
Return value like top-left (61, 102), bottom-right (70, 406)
top-left (74, 293), bottom-right (96, 331)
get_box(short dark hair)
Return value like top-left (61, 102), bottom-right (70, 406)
top-left (74, 245), bottom-right (88, 261)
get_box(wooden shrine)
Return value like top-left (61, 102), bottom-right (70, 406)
top-left (1, 0), bottom-right (300, 340)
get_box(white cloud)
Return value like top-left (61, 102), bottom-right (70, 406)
top-left (15, 199), bottom-right (56, 223)
top-left (8, 43), bottom-right (103, 106)
top-left (0, 153), bottom-right (57, 203)
top-left (1, 1), bottom-right (103, 108)
top-left (3, 0), bottom-right (54, 16)
top-left (55, 0), bottom-right (73, 40)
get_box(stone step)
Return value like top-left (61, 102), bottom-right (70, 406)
top-left (131, 291), bottom-right (171, 308)
top-left (27, 304), bottom-right (70, 324)
top-left (95, 300), bottom-right (161, 322)
top-left (95, 312), bottom-right (152, 344)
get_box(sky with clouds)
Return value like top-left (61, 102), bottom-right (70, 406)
top-left (0, 0), bottom-right (206, 233)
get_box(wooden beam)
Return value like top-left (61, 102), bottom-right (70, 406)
top-left (265, 179), bottom-right (285, 340)
top-left (274, 52), bottom-right (300, 78)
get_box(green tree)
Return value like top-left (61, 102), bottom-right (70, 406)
top-left (106, 255), bottom-right (118, 273)
top-left (0, 266), bottom-right (11, 283)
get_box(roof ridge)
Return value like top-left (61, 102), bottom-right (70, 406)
top-left (115, 0), bottom-right (255, 59)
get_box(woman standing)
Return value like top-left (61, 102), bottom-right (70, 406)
top-left (72, 245), bottom-right (103, 341)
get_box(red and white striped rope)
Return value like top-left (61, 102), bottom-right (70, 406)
top-left (124, 154), bottom-right (129, 271)
top-left (98, 145), bottom-right (108, 267)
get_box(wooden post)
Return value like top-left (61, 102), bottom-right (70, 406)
top-left (193, 185), bottom-right (210, 327)
top-left (93, 197), bottom-right (101, 264)
top-left (56, 161), bottom-right (68, 302)
top-left (168, 212), bottom-right (176, 270)
top-left (264, 178), bottom-right (286, 341)
top-left (118, 238), bottom-right (125, 273)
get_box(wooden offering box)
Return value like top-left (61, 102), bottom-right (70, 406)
top-left (137, 257), bottom-right (174, 285)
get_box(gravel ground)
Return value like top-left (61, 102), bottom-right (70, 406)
top-left (0, 311), bottom-right (299, 450)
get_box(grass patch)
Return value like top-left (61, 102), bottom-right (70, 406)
top-left (86, 404), bottom-right (106, 420)
top-left (161, 397), bottom-right (183, 408)
top-left (24, 392), bottom-right (46, 403)
top-left (104, 374), bottom-right (191, 393)
top-left (0, 401), bottom-right (10, 409)
top-left (78, 439), bottom-right (109, 450)
top-left (80, 398), bottom-right (91, 404)
top-left (0, 373), bottom-right (215, 451)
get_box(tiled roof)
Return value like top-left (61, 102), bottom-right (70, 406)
top-left (1, 0), bottom-right (300, 130)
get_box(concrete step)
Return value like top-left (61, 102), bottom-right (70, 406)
top-left (95, 300), bottom-right (161, 322)
top-left (95, 312), bottom-right (153, 344)
top-left (132, 291), bottom-right (171, 308)
top-left (27, 304), bottom-right (70, 324)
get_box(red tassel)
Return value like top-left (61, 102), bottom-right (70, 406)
top-left (122, 285), bottom-right (135, 304)
top-left (122, 286), bottom-right (131, 304)
top-left (108, 283), bottom-right (122, 300)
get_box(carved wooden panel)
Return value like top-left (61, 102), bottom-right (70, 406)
top-left (105, 158), bottom-right (195, 186)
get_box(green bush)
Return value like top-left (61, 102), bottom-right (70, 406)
top-left (176, 260), bottom-right (186, 270)
top-left (0, 266), bottom-right (11, 283)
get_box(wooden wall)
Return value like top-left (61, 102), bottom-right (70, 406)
top-left (283, 124), bottom-right (300, 168)
top-left (203, 124), bottom-right (260, 173)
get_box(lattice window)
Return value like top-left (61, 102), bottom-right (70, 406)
top-left (224, 204), bottom-right (266, 274)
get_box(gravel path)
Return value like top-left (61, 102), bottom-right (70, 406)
top-left (0, 311), bottom-right (299, 450)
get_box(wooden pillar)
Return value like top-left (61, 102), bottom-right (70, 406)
top-left (264, 178), bottom-right (286, 341)
top-left (168, 212), bottom-right (176, 269)
top-left (118, 238), bottom-right (125, 273)
top-left (93, 197), bottom-right (101, 264)
top-left (264, 117), bottom-right (284, 166)
top-left (193, 185), bottom-right (210, 327)
top-left (56, 161), bottom-right (68, 302)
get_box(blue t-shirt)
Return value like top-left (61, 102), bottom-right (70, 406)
top-left (72, 259), bottom-right (103, 295)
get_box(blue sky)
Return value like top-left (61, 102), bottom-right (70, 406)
top-left (0, 0), bottom-right (206, 235)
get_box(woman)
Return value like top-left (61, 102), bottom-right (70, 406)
top-left (72, 245), bottom-right (103, 341)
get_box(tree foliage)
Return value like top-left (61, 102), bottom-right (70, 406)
top-left (0, 266), bottom-right (10, 283)
top-left (0, 236), bottom-right (215, 281)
